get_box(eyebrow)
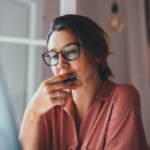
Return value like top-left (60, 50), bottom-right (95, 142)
top-left (48, 42), bottom-right (79, 52)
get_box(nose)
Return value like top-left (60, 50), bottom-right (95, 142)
top-left (57, 53), bottom-right (69, 69)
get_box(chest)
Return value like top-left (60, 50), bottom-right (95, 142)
top-left (46, 100), bottom-right (112, 150)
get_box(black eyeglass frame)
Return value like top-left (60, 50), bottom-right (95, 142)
top-left (42, 43), bottom-right (81, 66)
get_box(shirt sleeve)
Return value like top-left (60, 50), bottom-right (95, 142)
top-left (104, 84), bottom-right (150, 150)
top-left (39, 115), bottom-right (47, 150)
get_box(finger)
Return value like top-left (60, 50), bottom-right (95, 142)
top-left (50, 82), bottom-right (76, 91)
top-left (51, 98), bottom-right (68, 106)
top-left (48, 90), bottom-right (71, 99)
top-left (43, 75), bottom-right (72, 86)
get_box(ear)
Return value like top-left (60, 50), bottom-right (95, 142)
top-left (95, 56), bottom-right (101, 63)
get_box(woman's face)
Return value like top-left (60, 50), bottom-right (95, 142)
top-left (48, 29), bottom-right (100, 87)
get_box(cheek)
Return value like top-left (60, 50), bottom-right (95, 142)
top-left (83, 53), bottom-right (98, 77)
top-left (72, 57), bottom-right (82, 72)
top-left (51, 66), bottom-right (58, 76)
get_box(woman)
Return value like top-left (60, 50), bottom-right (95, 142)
top-left (19, 15), bottom-right (150, 150)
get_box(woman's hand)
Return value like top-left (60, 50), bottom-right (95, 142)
top-left (19, 75), bottom-right (76, 150)
top-left (19, 75), bottom-right (75, 150)
top-left (27, 75), bottom-right (76, 118)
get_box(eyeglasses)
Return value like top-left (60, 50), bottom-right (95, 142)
top-left (42, 43), bottom-right (80, 66)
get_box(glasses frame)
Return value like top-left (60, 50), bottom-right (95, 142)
top-left (42, 43), bottom-right (80, 66)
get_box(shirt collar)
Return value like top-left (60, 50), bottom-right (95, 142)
top-left (94, 79), bottom-right (117, 101)
top-left (60, 89), bottom-right (76, 121)
top-left (60, 79), bottom-right (117, 122)
top-left (61, 79), bottom-right (117, 110)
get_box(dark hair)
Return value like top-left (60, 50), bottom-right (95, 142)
top-left (47, 14), bottom-right (114, 81)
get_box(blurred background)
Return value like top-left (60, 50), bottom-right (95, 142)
top-left (0, 0), bottom-right (150, 145)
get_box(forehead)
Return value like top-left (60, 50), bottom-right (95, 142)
top-left (48, 29), bottom-right (78, 51)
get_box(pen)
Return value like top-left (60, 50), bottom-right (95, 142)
top-left (57, 76), bottom-right (83, 84)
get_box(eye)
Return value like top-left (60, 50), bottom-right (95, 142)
top-left (67, 49), bottom-right (78, 54)
top-left (52, 55), bottom-right (58, 59)
top-left (49, 51), bottom-right (58, 59)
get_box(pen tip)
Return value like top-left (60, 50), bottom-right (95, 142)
top-left (77, 76), bottom-right (83, 79)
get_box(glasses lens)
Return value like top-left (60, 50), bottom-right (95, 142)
top-left (63, 44), bottom-right (79, 60)
top-left (43, 51), bottom-right (58, 66)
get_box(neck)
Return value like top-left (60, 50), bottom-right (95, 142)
top-left (72, 74), bottom-right (102, 121)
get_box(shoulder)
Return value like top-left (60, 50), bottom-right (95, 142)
top-left (111, 83), bottom-right (141, 112)
top-left (114, 83), bottom-right (140, 101)
top-left (101, 79), bottom-right (141, 112)
top-left (114, 83), bottom-right (140, 99)
top-left (100, 79), bottom-right (140, 100)
top-left (97, 80), bottom-right (140, 104)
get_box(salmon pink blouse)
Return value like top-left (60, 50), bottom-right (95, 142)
top-left (39, 79), bottom-right (150, 150)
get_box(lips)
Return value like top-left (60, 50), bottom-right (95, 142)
top-left (62, 73), bottom-right (74, 77)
